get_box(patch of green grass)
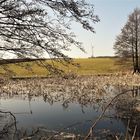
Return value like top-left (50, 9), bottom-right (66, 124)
top-left (0, 58), bottom-right (132, 77)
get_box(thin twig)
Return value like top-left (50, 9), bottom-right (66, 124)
top-left (132, 125), bottom-right (137, 140)
top-left (115, 135), bottom-right (120, 140)
top-left (125, 119), bottom-right (130, 140)
top-left (20, 128), bottom-right (39, 140)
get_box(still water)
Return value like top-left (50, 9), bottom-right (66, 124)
top-left (0, 93), bottom-right (126, 136)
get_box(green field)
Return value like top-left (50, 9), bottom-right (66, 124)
top-left (0, 58), bottom-right (132, 77)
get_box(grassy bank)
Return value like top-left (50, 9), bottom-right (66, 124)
top-left (0, 58), bottom-right (132, 77)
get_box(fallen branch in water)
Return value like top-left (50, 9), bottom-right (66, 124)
top-left (20, 128), bottom-right (39, 140)
top-left (46, 119), bottom-right (92, 140)
top-left (0, 110), bottom-right (17, 136)
top-left (84, 89), bottom-right (133, 140)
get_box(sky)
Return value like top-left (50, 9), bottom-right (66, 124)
top-left (67, 0), bottom-right (140, 58)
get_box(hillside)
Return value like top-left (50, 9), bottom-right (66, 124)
top-left (0, 58), bottom-right (132, 77)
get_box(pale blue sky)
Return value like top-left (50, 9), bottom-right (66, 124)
top-left (67, 0), bottom-right (140, 58)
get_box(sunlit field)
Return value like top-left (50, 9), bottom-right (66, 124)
top-left (0, 58), bottom-right (132, 77)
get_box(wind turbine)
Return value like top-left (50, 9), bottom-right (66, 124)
top-left (91, 44), bottom-right (94, 58)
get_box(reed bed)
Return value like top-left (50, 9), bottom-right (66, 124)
top-left (0, 74), bottom-right (140, 140)
top-left (1, 73), bottom-right (140, 95)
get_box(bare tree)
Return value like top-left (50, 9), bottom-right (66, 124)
top-left (114, 8), bottom-right (140, 73)
top-left (0, 0), bottom-right (99, 73)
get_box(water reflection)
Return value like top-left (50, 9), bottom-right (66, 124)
top-left (115, 86), bottom-right (140, 139)
top-left (132, 86), bottom-right (140, 97)
top-left (0, 85), bottom-right (139, 139)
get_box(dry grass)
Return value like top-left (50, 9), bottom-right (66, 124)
top-left (0, 58), bottom-right (132, 77)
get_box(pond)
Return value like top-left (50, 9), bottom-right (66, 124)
top-left (0, 84), bottom-right (140, 139)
